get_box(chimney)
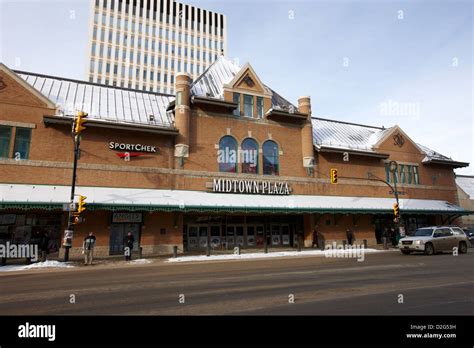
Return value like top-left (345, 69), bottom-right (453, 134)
top-left (298, 96), bottom-right (315, 176)
top-left (174, 72), bottom-right (192, 167)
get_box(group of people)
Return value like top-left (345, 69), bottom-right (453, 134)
top-left (311, 228), bottom-right (356, 248)
top-left (82, 231), bottom-right (135, 265)
top-left (30, 230), bottom-right (50, 262)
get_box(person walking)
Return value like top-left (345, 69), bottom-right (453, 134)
top-left (346, 228), bottom-right (355, 246)
top-left (83, 232), bottom-right (96, 265)
top-left (124, 231), bottom-right (135, 261)
top-left (39, 231), bottom-right (50, 262)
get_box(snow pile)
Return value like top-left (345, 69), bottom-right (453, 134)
top-left (0, 260), bottom-right (75, 272)
top-left (167, 248), bottom-right (386, 263)
top-left (129, 259), bottom-right (152, 264)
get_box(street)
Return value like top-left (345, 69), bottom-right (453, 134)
top-left (0, 250), bottom-right (473, 315)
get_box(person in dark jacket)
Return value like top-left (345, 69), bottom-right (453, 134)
top-left (346, 228), bottom-right (355, 246)
top-left (39, 231), bottom-right (50, 262)
top-left (124, 232), bottom-right (135, 261)
top-left (83, 232), bottom-right (96, 265)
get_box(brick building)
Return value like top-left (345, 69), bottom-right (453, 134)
top-left (0, 57), bottom-right (471, 258)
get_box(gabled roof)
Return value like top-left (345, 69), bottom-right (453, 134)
top-left (190, 56), bottom-right (296, 112)
top-left (0, 63), bottom-right (56, 109)
top-left (16, 70), bottom-right (175, 129)
top-left (312, 117), bottom-right (467, 166)
top-left (456, 175), bottom-right (474, 199)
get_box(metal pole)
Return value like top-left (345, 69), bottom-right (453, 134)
top-left (63, 135), bottom-right (80, 262)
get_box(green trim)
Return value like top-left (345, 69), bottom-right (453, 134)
top-left (0, 201), bottom-right (472, 215)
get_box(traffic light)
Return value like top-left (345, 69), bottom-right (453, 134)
top-left (393, 203), bottom-right (400, 219)
top-left (330, 168), bottom-right (338, 184)
top-left (74, 111), bottom-right (88, 134)
top-left (77, 195), bottom-right (87, 214)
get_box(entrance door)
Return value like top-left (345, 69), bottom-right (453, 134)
top-left (281, 224), bottom-right (290, 246)
top-left (225, 225), bottom-right (235, 248)
top-left (109, 224), bottom-right (140, 255)
top-left (198, 226), bottom-right (209, 248)
top-left (246, 225), bottom-right (264, 247)
top-left (235, 225), bottom-right (245, 247)
top-left (187, 226), bottom-right (199, 250)
top-left (210, 225), bottom-right (221, 248)
top-left (271, 224), bottom-right (281, 246)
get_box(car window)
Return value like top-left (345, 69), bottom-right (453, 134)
top-left (441, 228), bottom-right (452, 237)
top-left (433, 230), bottom-right (443, 238)
top-left (451, 227), bottom-right (464, 235)
top-left (415, 228), bottom-right (434, 236)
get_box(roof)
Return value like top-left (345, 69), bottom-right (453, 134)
top-left (15, 71), bottom-right (175, 129)
top-left (456, 175), bottom-right (474, 199)
top-left (312, 117), bottom-right (466, 165)
top-left (190, 56), bottom-right (296, 112)
top-left (0, 184), bottom-right (471, 215)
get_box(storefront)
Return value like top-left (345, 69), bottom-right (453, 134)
top-left (183, 215), bottom-right (302, 251)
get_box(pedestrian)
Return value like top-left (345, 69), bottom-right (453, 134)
top-left (390, 227), bottom-right (397, 247)
top-left (83, 232), bottom-right (96, 265)
top-left (124, 231), bottom-right (135, 261)
top-left (39, 231), bottom-right (50, 262)
top-left (346, 228), bottom-right (355, 246)
top-left (312, 229), bottom-right (319, 248)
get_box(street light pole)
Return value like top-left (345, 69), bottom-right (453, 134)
top-left (63, 135), bottom-right (80, 262)
top-left (63, 112), bottom-right (87, 262)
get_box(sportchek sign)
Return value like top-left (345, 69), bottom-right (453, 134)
top-left (109, 141), bottom-right (157, 158)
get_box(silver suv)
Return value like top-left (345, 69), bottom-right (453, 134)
top-left (399, 226), bottom-right (470, 255)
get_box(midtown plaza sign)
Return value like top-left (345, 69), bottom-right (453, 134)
top-left (211, 178), bottom-right (291, 195)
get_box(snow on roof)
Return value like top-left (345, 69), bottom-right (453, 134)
top-left (0, 184), bottom-right (467, 213)
top-left (190, 56), bottom-right (296, 111)
top-left (17, 71), bottom-right (175, 128)
top-left (312, 117), bottom-right (461, 164)
top-left (456, 176), bottom-right (474, 199)
top-left (312, 117), bottom-right (389, 152)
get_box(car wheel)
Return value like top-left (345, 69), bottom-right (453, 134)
top-left (459, 242), bottom-right (468, 254)
top-left (424, 243), bottom-right (434, 255)
top-left (401, 250), bottom-right (411, 255)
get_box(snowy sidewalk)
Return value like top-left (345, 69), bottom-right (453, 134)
top-left (167, 248), bottom-right (392, 263)
top-left (0, 260), bottom-right (76, 272)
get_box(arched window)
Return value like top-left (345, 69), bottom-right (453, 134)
top-left (263, 140), bottom-right (279, 175)
top-left (241, 138), bottom-right (258, 174)
top-left (218, 136), bottom-right (237, 173)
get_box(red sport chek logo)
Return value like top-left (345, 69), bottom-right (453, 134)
top-left (116, 152), bottom-right (144, 158)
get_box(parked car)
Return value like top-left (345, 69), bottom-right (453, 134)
top-left (463, 227), bottom-right (474, 246)
top-left (398, 226), bottom-right (470, 255)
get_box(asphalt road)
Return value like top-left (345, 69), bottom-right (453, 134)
top-left (0, 250), bottom-right (473, 315)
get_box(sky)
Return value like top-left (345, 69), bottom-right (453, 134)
top-left (0, 0), bottom-right (473, 174)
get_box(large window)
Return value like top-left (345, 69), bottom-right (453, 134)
top-left (263, 140), bottom-right (279, 175)
top-left (241, 138), bottom-right (258, 174)
top-left (218, 136), bottom-right (237, 173)
top-left (385, 162), bottom-right (420, 185)
top-left (243, 94), bottom-right (254, 117)
top-left (233, 93), bottom-right (240, 116)
top-left (0, 126), bottom-right (11, 158)
top-left (257, 97), bottom-right (264, 118)
top-left (13, 128), bottom-right (31, 160)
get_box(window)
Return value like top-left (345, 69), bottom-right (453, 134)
top-left (0, 126), bottom-right (12, 158)
top-left (13, 128), bottom-right (31, 160)
top-left (413, 166), bottom-right (420, 184)
top-left (218, 136), bottom-right (237, 173)
top-left (257, 97), bottom-right (264, 118)
top-left (243, 95), bottom-right (254, 117)
top-left (263, 140), bottom-right (279, 175)
top-left (241, 138), bottom-right (258, 174)
top-left (233, 93), bottom-right (240, 116)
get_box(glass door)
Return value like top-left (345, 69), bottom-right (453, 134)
top-left (271, 225), bottom-right (281, 246)
top-left (235, 225), bottom-right (245, 247)
top-left (198, 226), bottom-right (209, 248)
top-left (225, 225), bottom-right (235, 248)
top-left (187, 225), bottom-right (199, 250)
top-left (281, 224), bottom-right (290, 246)
top-left (210, 225), bottom-right (221, 248)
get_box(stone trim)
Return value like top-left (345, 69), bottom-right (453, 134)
top-left (0, 158), bottom-right (456, 191)
top-left (0, 120), bottom-right (36, 129)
